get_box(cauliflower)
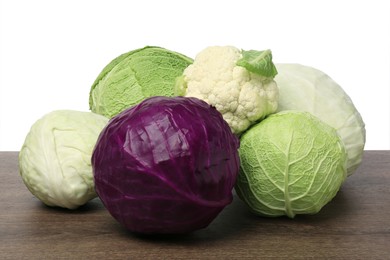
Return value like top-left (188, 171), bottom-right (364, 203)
top-left (176, 46), bottom-right (279, 134)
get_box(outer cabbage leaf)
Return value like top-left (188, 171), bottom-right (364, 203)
top-left (236, 49), bottom-right (278, 78)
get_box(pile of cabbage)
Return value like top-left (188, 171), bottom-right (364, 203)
top-left (19, 45), bottom-right (365, 234)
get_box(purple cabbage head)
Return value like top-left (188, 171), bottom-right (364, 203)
top-left (92, 96), bottom-right (240, 234)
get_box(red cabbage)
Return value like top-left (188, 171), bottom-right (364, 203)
top-left (92, 96), bottom-right (240, 234)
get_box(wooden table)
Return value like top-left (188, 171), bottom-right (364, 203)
top-left (1, 151), bottom-right (389, 259)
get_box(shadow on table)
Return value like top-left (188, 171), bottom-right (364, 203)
top-left (118, 194), bottom-right (257, 244)
top-left (31, 182), bottom-right (353, 245)
top-left (120, 187), bottom-right (353, 244)
top-left (35, 197), bottom-right (105, 214)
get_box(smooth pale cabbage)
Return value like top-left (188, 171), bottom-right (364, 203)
top-left (89, 46), bottom-right (193, 118)
top-left (236, 111), bottom-right (347, 218)
top-left (275, 64), bottom-right (365, 176)
top-left (92, 96), bottom-right (240, 234)
top-left (19, 110), bottom-right (109, 209)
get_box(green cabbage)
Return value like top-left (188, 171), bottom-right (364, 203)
top-left (274, 64), bottom-right (366, 176)
top-left (89, 46), bottom-right (193, 118)
top-left (19, 110), bottom-right (109, 209)
top-left (236, 111), bottom-right (347, 218)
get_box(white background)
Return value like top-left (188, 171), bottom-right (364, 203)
top-left (1, 0), bottom-right (389, 151)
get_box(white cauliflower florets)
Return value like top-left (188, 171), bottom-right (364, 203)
top-left (180, 46), bottom-right (279, 134)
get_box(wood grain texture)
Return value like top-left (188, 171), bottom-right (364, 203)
top-left (1, 151), bottom-right (389, 259)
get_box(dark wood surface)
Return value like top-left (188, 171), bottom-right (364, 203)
top-left (1, 151), bottom-right (389, 259)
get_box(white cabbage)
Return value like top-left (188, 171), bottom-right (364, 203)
top-left (19, 110), bottom-right (108, 209)
top-left (275, 64), bottom-right (366, 176)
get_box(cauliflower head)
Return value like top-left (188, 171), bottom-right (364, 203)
top-left (176, 46), bottom-right (279, 134)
